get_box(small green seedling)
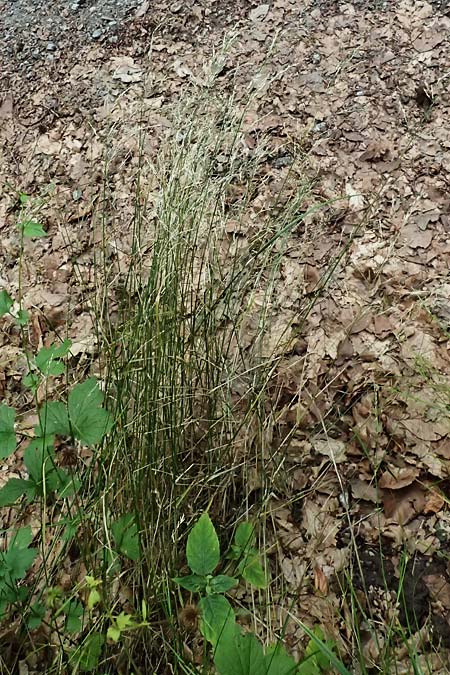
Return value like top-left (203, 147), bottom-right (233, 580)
top-left (174, 512), bottom-right (239, 645)
top-left (174, 513), bottom-right (342, 675)
top-left (174, 513), bottom-right (295, 674)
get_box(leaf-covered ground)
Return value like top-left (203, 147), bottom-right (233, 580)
top-left (1, 0), bottom-right (450, 671)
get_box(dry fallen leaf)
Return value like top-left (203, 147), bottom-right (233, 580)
top-left (135, 0), bottom-right (149, 17)
top-left (111, 56), bottom-right (143, 83)
top-left (382, 483), bottom-right (426, 524)
top-left (249, 4), bottom-right (270, 22)
top-left (345, 182), bottom-right (364, 211)
top-left (378, 467), bottom-right (420, 490)
top-left (314, 565), bottom-right (328, 595)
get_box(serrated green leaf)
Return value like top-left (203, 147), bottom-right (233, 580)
top-left (70, 631), bottom-right (105, 671)
top-left (4, 544), bottom-right (37, 581)
top-left (173, 574), bottom-right (207, 593)
top-left (11, 525), bottom-right (33, 549)
top-left (0, 290), bottom-right (13, 316)
top-left (0, 478), bottom-right (35, 506)
top-left (209, 574), bottom-right (238, 594)
top-left (0, 404), bottom-right (16, 459)
top-left (20, 220), bottom-right (47, 238)
top-left (199, 594), bottom-right (235, 646)
top-left (23, 372), bottom-right (40, 390)
top-left (68, 379), bottom-right (112, 446)
top-left (27, 601), bottom-right (46, 629)
top-left (111, 513), bottom-right (140, 561)
top-left (64, 599), bottom-right (84, 633)
top-left (38, 401), bottom-right (71, 437)
top-left (24, 437), bottom-right (55, 483)
top-left (38, 379), bottom-right (112, 446)
top-left (35, 340), bottom-right (71, 376)
top-left (56, 470), bottom-right (80, 498)
top-left (115, 611), bottom-right (136, 631)
top-left (187, 512), bottom-right (220, 576)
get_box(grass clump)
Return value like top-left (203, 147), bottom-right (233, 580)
top-left (95, 86), bottom-right (314, 671)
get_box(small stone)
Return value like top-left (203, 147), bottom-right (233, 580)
top-left (47, 42), bottom-right (57, 51)
top-left (91, 28), bottom-right (103, 39)
top-left (313, 122), bottom-right (327, 133)
top-left (312, 52), bottom-right (321, 63)
top-left (272, 154), bottom-right (294, 169)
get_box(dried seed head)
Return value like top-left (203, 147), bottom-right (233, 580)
top-left (178, 604), bottom-right (199, 632)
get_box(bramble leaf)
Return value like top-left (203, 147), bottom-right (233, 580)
top-left (35, 340), bottom-right (71, 376)
top-left (68, 379), bottom-right (112, 445)
top-left (38, 401), bottom-right (71, 437)
top-left (70, 632), bottom-right (104, 672)
top-left (38, 379), bottom-right (112, 446)
top-left (0, 478), bottom-right (35, 506)
top-left (64, 599), bottom-right (84, 633)
top-left (2, 527), bottom-right (38, 582)
top-left (28, 602), bottom-right (46, 629)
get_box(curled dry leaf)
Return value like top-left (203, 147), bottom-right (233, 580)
top-left (378, 466), bottom-right (420, 490)
top-left (314, 565), bottom-right (328, 595)
top-left (382, 482), bottom-right (426, 524)
top-left (423, 487), bottom-right (445, 514)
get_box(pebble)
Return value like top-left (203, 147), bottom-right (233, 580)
top-left (47, 41), bottom-right (57, 51)
top-left (313, 122), bottom-right (327, 133)
top-left (91, 28), bottom-right (103, 39)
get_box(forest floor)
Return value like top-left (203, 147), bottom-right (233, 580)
top-left (1, 0), bottom-right (450, 673)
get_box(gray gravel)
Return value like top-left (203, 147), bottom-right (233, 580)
top-left (1, 0), bottom-right (140, 82)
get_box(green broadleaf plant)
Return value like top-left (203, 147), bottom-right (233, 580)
top-left (0, 378), bottom-right (111, 507)
top-left (174, 514), bottom-right (340, 675)
top-left (0, 526), bottom-right (38, 619)
top-left (18, 220), bottom-right (48, 238)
